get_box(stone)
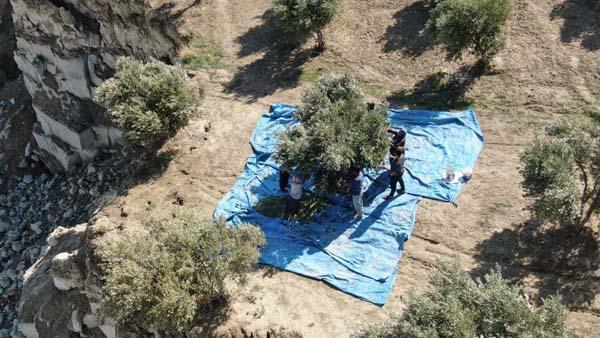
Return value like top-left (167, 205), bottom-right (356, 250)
top-left (50, 251), bottom-right (83, 291)
top-left (22, 175), bottom-right (33, 184)
top-left (30, 222), bottom-right (42, 235)
top-left (11, 241), bottom-right (23, 252)
top-left (0, 221), bottom-right (9, 233)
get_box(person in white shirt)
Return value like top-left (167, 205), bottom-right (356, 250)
top-left (285, 173), bottom-right (304, 220)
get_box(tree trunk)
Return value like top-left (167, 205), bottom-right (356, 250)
top-left (316, 30), bottom-right (325, 52)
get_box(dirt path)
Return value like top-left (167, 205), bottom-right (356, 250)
top-left (102, 0), bottom-right (600, 336)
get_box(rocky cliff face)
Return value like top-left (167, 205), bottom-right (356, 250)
top-left (11, 0), bottom-right (179, 172)
top-left (0, 0), bottom-right (18, 86)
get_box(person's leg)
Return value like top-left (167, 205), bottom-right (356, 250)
top-left (386, 175), bottom-right (398, 198)
top-left (352, 194), bottom-right (363, 218)
top-left (399, 173), bottom-right (405, 193)
top-left (292, 198), bottom-right (301, 218)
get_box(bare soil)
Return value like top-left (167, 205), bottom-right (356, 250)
top-left (99, 0), bottom-right (600, 336)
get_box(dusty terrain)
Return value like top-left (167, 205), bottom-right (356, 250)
top-left (96, 0), bottom-right (599, 336)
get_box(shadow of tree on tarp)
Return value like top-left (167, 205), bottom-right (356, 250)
top-left (226, 10), bottom-right (311, 101)
top-left (551, 0), bottom-right (600, 51)
top-left (380, 0), bottom-right (437, 55)
top-left (472, 219), bottom-right (600, 309)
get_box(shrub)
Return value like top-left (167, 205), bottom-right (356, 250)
top-left (272, 0), bottom-right (340, 51)
top-left (424, 0), bottom-right (512, 64)
top-left (96, 215), bottom-right (265, 334)
top-left (356, 260), bottom-right (571, 338)
top-left (95, 57), bottom-right (200, 147)
top-left (276, 74), bottom-right (389, 194)
top-left (521, 115), bottom-right (600, 227)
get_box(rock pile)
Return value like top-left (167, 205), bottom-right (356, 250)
top-left (0, 150), bottom-right (129, 336)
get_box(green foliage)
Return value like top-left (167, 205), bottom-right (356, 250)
top-left (272, 0), bottom-right (339, 50)
top-left (356, 260), bottom-right (572, 338)
top-left (521, 116), bottom-right (600, 226)
top-left (97, 215), bottom-right (265, 333)
top-left (276, 74), bottom-right (389, 194)
top-left (254, 194), bottom-right (328, 222)
top-left (95, 57), bottom-right (200, 147)
top-left (424, 0), bottom-right (512, 63)
top-left (182, 36), bottom-right (224, 70)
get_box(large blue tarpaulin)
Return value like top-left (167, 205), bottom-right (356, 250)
top-left (214, 103), bottom-right (484, 304)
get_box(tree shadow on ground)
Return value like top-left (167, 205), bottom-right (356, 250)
top-left (188, 295), bottom-right (231, 337)
top-left (153, 0), bottom-right (202, 22)
top-left (225, 10), bottom-right (312, 101)
top-left (380, 0), bottom-right (436, 55)
top-left (472, 219), bottom-right (600, 309)
top-left (387, 61), bottom-right (487, 110)
top-left (550, 0), bottom-right (600, 51)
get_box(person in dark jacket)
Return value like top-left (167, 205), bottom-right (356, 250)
top-left (279, 165), bottom-right (289, 192)
top-left (349, 166), bottom-right (364, 219)
top-left (384, 149), bottom-right (406, 200)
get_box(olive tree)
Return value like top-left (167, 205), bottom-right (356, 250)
top-left (356, 260), bottom-right (571, 338)
top-left (272, 0), bottom-right (339, 51)
top-left (521, 116), bottom-right (600, 227)
top-left (97, 215), bottom-right (265, 334)
top-left (424, 0), bottom-right (512, 64)
top-left (276, 74), bottom-right (389, 194)
top-left (95, 57), bottom-right (200, 148)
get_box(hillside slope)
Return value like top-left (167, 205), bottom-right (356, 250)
top-left (49, 0), bottom-right (600, 336)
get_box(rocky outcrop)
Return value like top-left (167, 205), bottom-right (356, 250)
top-left (0, 0), bottom-right (19, 86)
top-left (0, 153), bottom-right (129, 335)
top-left (11, 0), bottom-right (179, 172)
top-left (17, 219), bottom-right (119, 338)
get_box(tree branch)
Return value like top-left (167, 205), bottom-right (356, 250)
top-left (577, 161), bottom-right (590, 205)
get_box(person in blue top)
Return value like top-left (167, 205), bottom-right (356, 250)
top-left (349, 166), bottom-right (364, 219)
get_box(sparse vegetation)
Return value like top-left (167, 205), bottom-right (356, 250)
top-left (95, 57), bottom-right (200, 147)
top-left (97, 215), bottom-right (265, 334)
top-left (272, 0), bottom-right (340, 51)
top-left (276, 74), bottom-right (389, 194)
top-left (182, 36), bottom-right (224, 70)
top-left (356, 260), bottom-right (571, 338)
top-left (254, 193), bottom-right (328, 222)
top-left (424, 0), bottom-right (512, 64)
top-left (521, 115), bottom-right (600, 227)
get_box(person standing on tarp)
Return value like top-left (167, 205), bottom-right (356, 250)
top-left (385, 148), bottom-right (406, 200)
top-left (285, 173), bottom-right (304, 220)
top-left (349, 166), bottom-right (364, 220)
top-left (279, 165), bottom-right (289, 192)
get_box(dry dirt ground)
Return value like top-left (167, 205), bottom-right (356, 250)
top-left (100, 0), bottom-right (599, 336)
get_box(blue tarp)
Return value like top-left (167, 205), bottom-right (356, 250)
top-left (214, 103), bottom-right (484, 305)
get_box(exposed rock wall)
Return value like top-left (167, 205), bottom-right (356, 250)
top-left (0, 0), bottom-right (18, 86)
top-left (11, 0), bottom-right (179, 172)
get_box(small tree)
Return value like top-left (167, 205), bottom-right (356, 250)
top-left (424, 0), bottom-right (512, 64)
top-left (97, 215), bottom-right (265, 334)
top-left (276, 74), bottom-right (389, 194)
top-left (521, 116), bottom-right (600, 227)
top-left (356, 260), bottom-right (571, 338)
top-left (95, 57), bottom-right (200, 147)
top-left (272, 0), bottom-right (340, 51)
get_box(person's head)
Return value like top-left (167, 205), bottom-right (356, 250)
top-left (351, 165), bottom-right (361, 176)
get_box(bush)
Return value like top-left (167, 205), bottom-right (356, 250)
top-left (95, 57), bottom-right (200, 147)
top-left (356, 260), bottom-right (571, 338)
top-left (276, 74), bottom-right (389, 194)
top-left (521, 116), bottom-right (600, 227)
top-left (424, 0), bottom-right (512, 63)
top-left (96, 215), bottom-right (265, 334)
top-left (272, 0), bottom-right (340, 51)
